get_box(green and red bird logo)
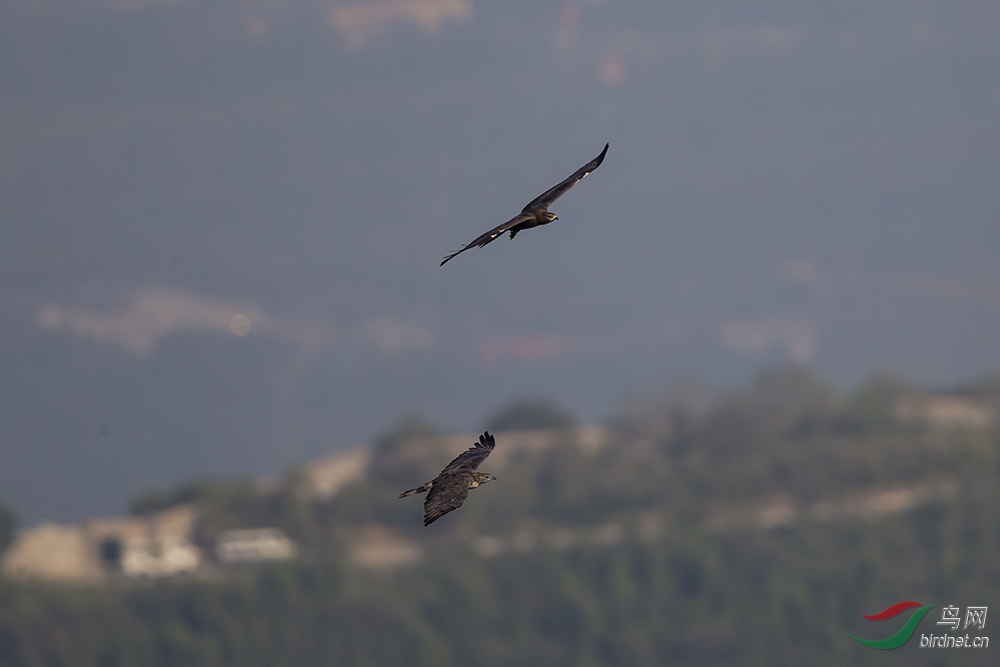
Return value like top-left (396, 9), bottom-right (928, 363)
top-left (844, 601), bottom-right (935, 650)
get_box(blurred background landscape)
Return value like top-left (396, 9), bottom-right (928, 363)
top-left (1, 369), bottom-right (998, 665)
top-left (0, 0), bottom-right (998, 664)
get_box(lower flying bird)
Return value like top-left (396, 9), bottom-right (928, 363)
top-left (440, 143), bottom-right (609, 265)
top-left (399, 431), bottom-right (497, 526)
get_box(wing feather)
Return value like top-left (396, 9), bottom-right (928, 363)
top-left (440, 431), bottom-right (495, 474)
top-left (440, 213), bottom-right (534, 266)
top-left (423, 473), bottom-right (471, 525)
top-left (521, 143), bottom-right (609, 212)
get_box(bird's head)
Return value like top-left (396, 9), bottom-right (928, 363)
top-left (547, 212), bottom-right (558, 222)
top-left (477, 472), bottom-right (497, 485)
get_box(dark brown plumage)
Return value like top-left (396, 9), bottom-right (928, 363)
top-left (398, 431), bottom-right (497, 526)
top-left (440, 143), bottom-right (609, 266)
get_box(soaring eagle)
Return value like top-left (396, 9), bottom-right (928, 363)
top-left (440, 143), bottom-right (609, 266)
top-left (399, 431), bottom-right (497, 526)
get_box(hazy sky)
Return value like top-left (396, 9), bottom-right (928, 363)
top-left (2, 0), bottom-right (999, 524)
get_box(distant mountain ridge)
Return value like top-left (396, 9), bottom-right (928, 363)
top-left (5, 374), bottom-right (996, 584)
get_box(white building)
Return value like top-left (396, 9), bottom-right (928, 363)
top-left (215, 528), bottom-right (296, 564)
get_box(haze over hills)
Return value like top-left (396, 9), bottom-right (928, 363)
top-left (1, 368), bottom-right (997, 666)
top-left (1, 1), bottom-right (999, 524)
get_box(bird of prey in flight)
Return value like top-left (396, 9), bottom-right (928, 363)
top-left (399, 431), bottom-right (497, 526)
top-left (440, 143), bottom-right (609, 266)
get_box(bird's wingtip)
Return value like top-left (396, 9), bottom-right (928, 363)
top-left (440, 247), bottom-right (465, 266)
top-left (593, 143), bottom-right (609, 166)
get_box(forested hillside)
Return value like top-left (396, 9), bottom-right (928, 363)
top-left (1, 369), bottom-right (998, 666)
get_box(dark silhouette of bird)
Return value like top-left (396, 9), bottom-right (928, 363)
top-left (399, 431), bottom-right (497, 525)
top-left (440, 143), bottom-right (609, 265)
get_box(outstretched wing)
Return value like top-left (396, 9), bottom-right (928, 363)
top-left (440, 431), bottom-right (495, 474)
top-left (423, 473), bottom-right (471, 525)
top-left (521, 143), bottom-right (609, 212)
top-left (440, 212), bottom-right (534, 266)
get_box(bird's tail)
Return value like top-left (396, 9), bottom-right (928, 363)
top-left (398, 482), bottom-right (432, 498)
